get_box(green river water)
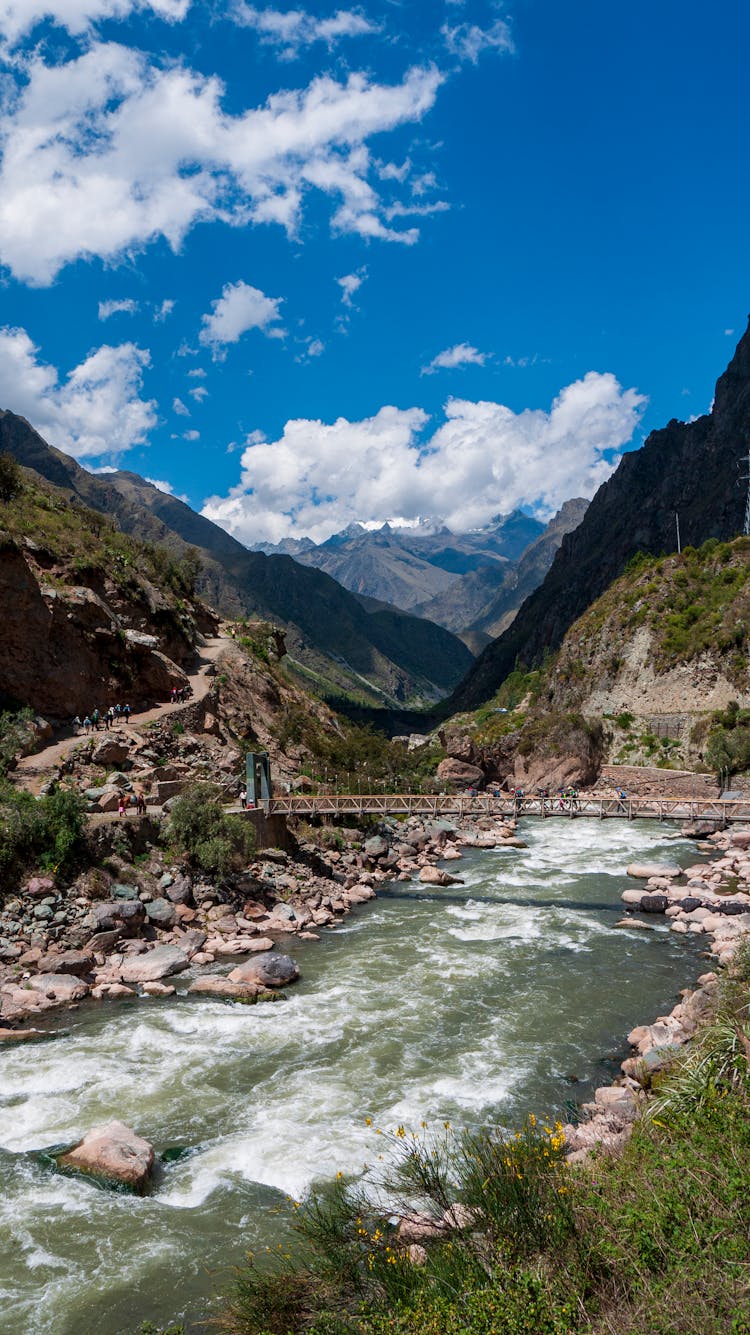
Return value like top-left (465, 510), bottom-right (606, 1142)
top-left (0, 819), bottom-right (708, 1334)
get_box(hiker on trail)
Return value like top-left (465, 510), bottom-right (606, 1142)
top-left (616, 787), bottom-right (627, 812)
top-left (114, 704), bottom-right (121, 719)
top-left (239, 787), bottom-right (247, 810)
top-left (136, 790), bottom-right (147, 815)
top-left (170, 686), bottom-right (177, 703)
top-left (73, 716), bottom-right (82, 733)
top-left (83, 715), bottom-right (91, 735)
top-left (118, 795), bottom-right (126, 817)
top-left (123, 704), bottom-right (131, 723)
top-left (91, 708), bottom-right (100, 730)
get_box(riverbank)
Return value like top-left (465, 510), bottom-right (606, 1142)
top-left (0, 810), bottom-right (523, 1032)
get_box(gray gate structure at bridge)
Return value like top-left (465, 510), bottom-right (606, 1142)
top-left (262, 793), bottom-right (750, 824)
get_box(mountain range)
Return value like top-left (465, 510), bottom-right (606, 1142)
top-left (0, 411), bottom-right (474, 710)
top-left (253, 506), bottom-right (586, 649)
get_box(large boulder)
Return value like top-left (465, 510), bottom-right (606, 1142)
top-left (228, 952), bottom-right (299, 989)
top-left (36, 950), bottom-right (94, 977)
top-left (188, 976), bottom-right (260, 1001)
top-left (58, 1120), bottom-right (154, 1191)
top-left (436, 758), bottom-right (485, 789)
top-left (25, 973), bottom-right (89, 1003)
top-left (627, 863), bottom-right (682, 880)
top-left (145, 898), bottom-right (176, 929)
top-left (120, 946), bottom-right (189, 984)
top-left (91, 738), bottom-right (130, 767)
top-left (418, 866), bottom-right (463, 886)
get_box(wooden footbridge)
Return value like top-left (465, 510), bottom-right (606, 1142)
top-left (263, 793), bottom-right (750, 824)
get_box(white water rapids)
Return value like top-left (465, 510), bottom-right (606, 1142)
top-left (0, 819), bottom-right (706, 1333)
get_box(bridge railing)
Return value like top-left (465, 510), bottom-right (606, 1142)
top-left (263, 793), bottom-right (750, 822)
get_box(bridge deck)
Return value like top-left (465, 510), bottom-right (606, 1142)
top-left (263, 794), bottom-right (750, 823)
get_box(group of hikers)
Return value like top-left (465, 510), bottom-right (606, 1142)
top-left (75, 705), bottom-right (131, 733)
top-left (169, 684), bottom-right (191, 704)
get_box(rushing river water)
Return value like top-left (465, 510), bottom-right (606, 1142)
top-left (0, 820), bottom-right (708, 1334)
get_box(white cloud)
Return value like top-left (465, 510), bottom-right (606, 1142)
top-left (442, 18), bottom-right (514, 64)
top-left (201, 372), bottom-right (646, 544)
top-left (0, 43), bottom-right (442, 285)
top-left (337, 267), bottom-right (367, 306)
top-left (0, 0), bottom-right (188, 45)
top-left (725, 328), bottom-right (735, 336)
top-left (422, 342), bottom-right (488, 374)
top-left (187, 367), bottom-right (206, 377)
top-left (183, 428), bottom-right (199, 440)
top-left (98, 297), bottom-right (138, 320)
top-left (295, 335), bottom-right (325, 362)
top-left (189, 384), bottom-right (208, 401)
top-left (172, 395), bottom-right (190, 415)
top-left (154, 298), bottom-right (175, 322)
top-left (146, 474), bottom-right (189, 501)
top-left (199, 280), bottom-right (283, 353)
top-left (232, 6), bottom-right (376, 59)
top-left (0, 325), bottom-right (156, 458)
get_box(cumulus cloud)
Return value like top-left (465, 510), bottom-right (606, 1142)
top-left (201, 372), bottom-right (646, 544)
top-left (422, 342), bottom-right (488, 374)
top-left (232, 5), bottom-right (377, 58)
top-left (199, 280), bottom-right (283, 353)
top-left (442, 17), bottom-right (514, 64)
top-left (0, 0), bottom-right (188, 45)
top-left (172, 395), bottom-right (190, 415)
top-left (189, 384), bottom-right (208, 401)
top-left (0, 325), bottom-right (156, 458)
top-left (154, 298), bottom-right (175, 321)
top-left (337, 267), bottom-right (367, 306)
top-left (0, 43), bottom-right (442, 285)
top-left (98, 297), bottom-right (138, 320)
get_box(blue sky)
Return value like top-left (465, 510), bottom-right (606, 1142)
top-left (0, 0), bottom-right (747, 543)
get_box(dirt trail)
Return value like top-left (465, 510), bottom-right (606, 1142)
top-left (15, 633), bottom-right (232, 792)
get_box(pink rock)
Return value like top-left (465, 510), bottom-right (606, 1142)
top-left (59, 1120), bottom-right (154, 1190)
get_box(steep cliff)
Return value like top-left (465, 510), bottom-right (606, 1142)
top-left (0, 463), bottom-right (215, 717)
top-left (449, 320), bottom-right (750, 711)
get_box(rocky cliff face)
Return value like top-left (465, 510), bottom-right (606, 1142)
top-left (0, 473), bottom-right (215, 717)
top-left (449, 322), bottom-right (750, 711)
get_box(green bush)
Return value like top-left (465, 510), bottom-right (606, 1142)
top-left (0, 452), bottom-right (22, 502)
top-left (0, 783), bottom-right (86, 891)
top-left (168, 785), bottom-right (256, 877)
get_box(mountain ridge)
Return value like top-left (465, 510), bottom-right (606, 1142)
top-left (0, 410), bottom-right (474, 709)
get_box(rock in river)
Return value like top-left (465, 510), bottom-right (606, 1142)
top-left (59, 1120), bottom-right (154, 1191)
top-left (119, 945), bottom-right (189, 984)
top-left (626, 862), bottom-right (681, 880)
top-left (228, 952), bottom-right (299, 988)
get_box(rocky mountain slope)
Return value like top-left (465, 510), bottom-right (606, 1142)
top-left (0, 459), bottom-right (215, 718)
top-left (258, 511), bottom-right (544, 612)
top-left (449, 320), bottom-right (750, 712)
top-left (415, 499), bottom-right (589, 644)
top-left (0, 411), bottom-right (473, 709)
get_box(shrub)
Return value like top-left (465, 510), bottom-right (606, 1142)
top-left (168, 784), bottom-right (256, 878)
top-left (0, 783), bottom-right (86, 892)
top-left (0, 452), bottom-right (22, 502)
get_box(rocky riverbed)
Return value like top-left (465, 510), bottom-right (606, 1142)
top-left (0, 812), bottom-right (522, 1033)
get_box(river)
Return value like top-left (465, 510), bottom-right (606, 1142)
top-left (0, 819), bottom-right (707, 1334)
